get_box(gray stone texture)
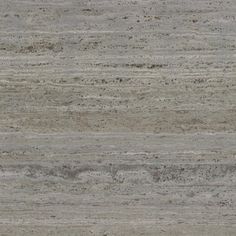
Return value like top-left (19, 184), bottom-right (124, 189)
top-left (0, 0), bottom-right (236, 235)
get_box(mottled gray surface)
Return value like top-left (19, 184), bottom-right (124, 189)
top-left (0, 0), bottom-right (236, 235)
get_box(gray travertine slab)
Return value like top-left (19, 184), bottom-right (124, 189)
top-left (0, 0), bottom-right (236, 235)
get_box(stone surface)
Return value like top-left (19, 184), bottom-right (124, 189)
top-left (0, 0), bottom-right (236, 235)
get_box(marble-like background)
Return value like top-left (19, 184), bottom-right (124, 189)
top-left (0, 0), bottom-right (236, 235)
